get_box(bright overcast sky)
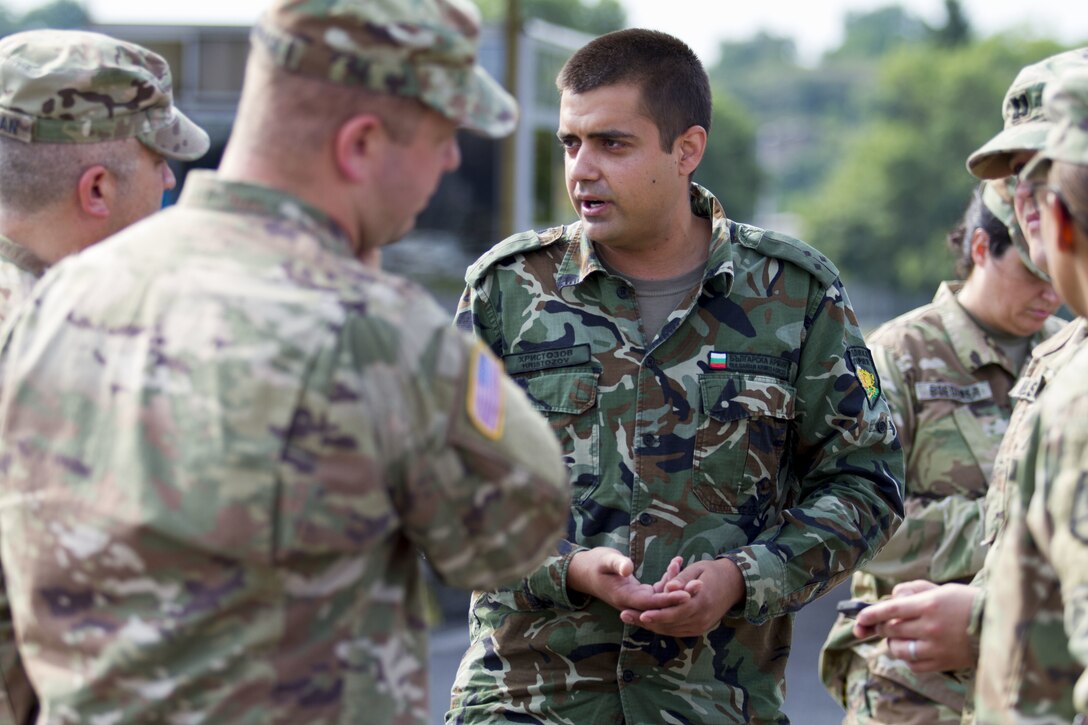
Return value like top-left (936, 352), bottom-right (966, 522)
top-left (9, 0), bottom-right (1085, 65)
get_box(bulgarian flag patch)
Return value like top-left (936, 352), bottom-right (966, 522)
top-left (708, 352), bottom-right (728, 370)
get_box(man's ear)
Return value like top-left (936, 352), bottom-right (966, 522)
top-left (675, 125), bottom-right (708, 177)
top-left (334, 113), bottom-right (386, 183)
top-left (76, 165), bottom-right (113, 219)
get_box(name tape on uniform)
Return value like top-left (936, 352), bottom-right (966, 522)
top-left (706, 351), bottom-right (792, 380)
top-left (504, 344), bottom-right (591, 375)
top-left (914, 381), bottom-right (993, 404)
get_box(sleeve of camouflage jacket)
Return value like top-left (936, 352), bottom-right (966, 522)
top-left (718, 279), bottom-right (904, 623)
top-left (390, 321), bottom-right (571, 592)
top-left (1034, 388), bottom-right (1088, 715)
top-left (455, 283), bottom-right (591, 610)
top-left (859, 342), bottom-right (986, 585)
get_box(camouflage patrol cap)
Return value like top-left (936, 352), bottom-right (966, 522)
top-left (0, 30), bottom-right (209, 161)
top-left (1023, 69), bottom-right (1088, 183)
top-left (982, 179), bottom-right (1050, 282)
top-left (253, 0), bottom-right (518, 138)
top-left (968, 47), bottom-right (1088, 180)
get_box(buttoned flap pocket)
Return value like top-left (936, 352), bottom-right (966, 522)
top-left (694, 374), bottom-right (796, 514)
top-left (910, 384), bottom-right (1002, 499)
top-left (522, 370), bottom-right (600, 505)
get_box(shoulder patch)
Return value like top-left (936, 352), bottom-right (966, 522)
top-left (466, 343), bottom-right (505, 440)
top-left (464, 226), bottom-right (567, 288)
top-left (847, 346), bottom-right (882, 408)
top-left (735, 224), bottom-right (840, 287)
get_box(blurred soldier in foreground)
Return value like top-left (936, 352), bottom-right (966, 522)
top-left (0, 1), bottom-right (569, 722)
top-left (975, 67), bottom-right (1088, 723)
top-left (450, 28), bottom-right (903, 724)
top-left (0, 29), bottom-right (209, 723)
top-left (850, 47), bottom-right (1088, 724)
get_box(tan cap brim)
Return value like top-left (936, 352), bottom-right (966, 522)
top-left (967, 122), bottom-right (1050, 179)
top-left (139, 107), bottom-right (210, 162)
top-left (1021, 152), bottom-right (1053, 184)
top-left (421, 64), bottom-right (518, 139)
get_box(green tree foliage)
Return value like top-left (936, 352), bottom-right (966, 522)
top-left (825, 5), bottom-right (929, 61)
top-left (928, 0), bottom-right (971, 47)
top-left (476, 0), bottom-right (625, 35)
top-left (696, 87), bottom-right (761, 223)
top-left (799, 37), bottom-right (1064, 294)
top-left (0, 1), bottom-right (88, 34)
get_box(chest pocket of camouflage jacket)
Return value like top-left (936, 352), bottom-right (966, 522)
top-left (694, 373), bottom-right (796, 514)
top-left (522, 370), bottom-right (599, 504)
top-left (910, 398), bottom-right (1003, 499)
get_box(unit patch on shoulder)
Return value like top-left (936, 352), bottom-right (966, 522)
top-left (467, 344), bottom-right (505, 440)
top-left (847, 346), bottom-right (881, 408)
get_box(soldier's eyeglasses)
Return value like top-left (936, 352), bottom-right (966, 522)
top-left (1032, 183), bottom-right (1088, 233)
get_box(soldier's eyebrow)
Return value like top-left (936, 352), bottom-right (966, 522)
top-left (556, 129), bottom-right (636, 142)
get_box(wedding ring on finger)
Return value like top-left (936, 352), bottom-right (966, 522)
top-left (908, 639), bottom-right (918, 662)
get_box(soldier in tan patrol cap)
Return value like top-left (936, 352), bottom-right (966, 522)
top-left (0, 1), bottom-right (567, 723)
top-left (0, 29), bottom-right (209, 324)
top-left (0, 28), bottom-right (208, 725)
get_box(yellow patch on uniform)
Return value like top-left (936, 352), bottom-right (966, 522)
top-left (847, 346), bottom-right (882, 409)
top-left (467, 343), bottom-right (505, 440)
top-left (858, 368), bottom-right (879, 404)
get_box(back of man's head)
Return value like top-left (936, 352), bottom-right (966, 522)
top-left (557, 29), bottom-right (711, 153)
top-left (0, 29), bottom-right (209, 219)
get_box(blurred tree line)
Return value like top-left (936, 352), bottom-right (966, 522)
top-left (490, 0), bottom-right (1080, 296)
top-left (0, 0), bottom-right (86, 34)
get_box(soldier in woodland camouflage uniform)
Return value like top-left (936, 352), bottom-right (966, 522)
top-left (0, 30), bottom-right (209, 725)
top-left (819, 181), bottom-right (1064, 724)
top-left (448, 29), bottom-right (904, 725)
top-left (846, 48), bottom-right (1088, 725)
top-left (0, 2), bottom-right (569, 723)
top-left (975, 67), bottom-right (1088, 723)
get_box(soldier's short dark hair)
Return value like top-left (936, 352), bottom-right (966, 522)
top-left (557, 29), bottom-right (711, 153)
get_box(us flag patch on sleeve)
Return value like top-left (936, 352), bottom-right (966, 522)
top-left (467, 344), bottom-right (505, 440)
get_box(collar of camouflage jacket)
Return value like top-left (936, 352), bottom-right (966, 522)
top-left (934, 280), bottom-right (1039, 376)
top-left (0, 232), bottom-right (46, 278)
top-left (177, 170), bottom-right (356, 258)
top-left (555, 182), bottom-right (735, 291)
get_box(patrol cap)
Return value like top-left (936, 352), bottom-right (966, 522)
top-left (0, 29), bottom-right (209, 161)
top-left (982, 179), bottom-right (1050, 282)
top-left (252, 0), bottom-right (518, 138)
top-left (1023, 69), bottom-right (1088, 183)
top-left (968, 47), bottom-right (1088, 180)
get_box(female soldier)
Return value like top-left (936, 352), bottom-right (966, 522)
top-left (819, 180), bottom-right (1064, 724)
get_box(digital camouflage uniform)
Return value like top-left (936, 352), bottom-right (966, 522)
top-left (448, 184), bottom-right (905, 724)
top-left (0, 30), bottom-right (209, 725)
top-left (974, 68), bottom-right (1088, 725)
top-left (0, 2), bottom-right (561, 723)
top-left (0, 236), bottom-right (42, 725)
top-left (819, 278), bottom-right (1064, 724)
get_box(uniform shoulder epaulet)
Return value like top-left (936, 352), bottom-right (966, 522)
top-left (465, 225), bottom-right (566, 287)
top-left (735, 223), bottom-right (840, 288)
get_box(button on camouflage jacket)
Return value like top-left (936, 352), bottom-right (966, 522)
top-left (449, 184), bottom-right (904, 724)
top-left (0, 173), bottom-right (570, 724)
